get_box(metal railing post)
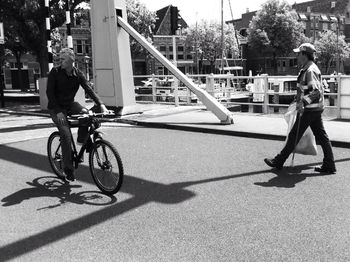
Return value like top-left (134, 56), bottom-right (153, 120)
top-left (186, 73), bottom-right (191, 104)
top-left (226, 73), bottom-right (231, 98)
top-left (263, 75), bottom-right (269, 114)
top-left (209, 73), bottom-right (214, 97)
top-left (187, 88), bottom-right (191, 104)
top-left (337, 74), bottom-right (342, 119)
top-left (152, 74), bottom-right (156, 103)
top-left (173, 78), bottom-right (179, 107)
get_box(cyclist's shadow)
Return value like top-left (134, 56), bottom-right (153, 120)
top-left (1, 176), bottom-right (117, 209)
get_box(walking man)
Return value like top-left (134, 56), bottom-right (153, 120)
top-left (47, 48), bottom-right (108, 181)
top-left (264, 43), bottom-right (336, 174)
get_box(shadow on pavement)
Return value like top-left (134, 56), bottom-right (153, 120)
top-left (0, 144), bottom-right (349, 261)
top-left (0, 123), bottom-right (55, 133)
top-left (1, 176), bottom-right (117, 209)
top-left (254, 164), bottom-right (342, 188)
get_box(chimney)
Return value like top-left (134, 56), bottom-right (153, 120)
top-left (331, 1), bottom-right (336, 9)
top-left (307, 6), bottom-right (311, 13)
top-left (246, 8), bottom-right (249, 13)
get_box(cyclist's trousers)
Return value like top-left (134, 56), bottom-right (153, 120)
top-left (49, 102), bottom-right (88, 172)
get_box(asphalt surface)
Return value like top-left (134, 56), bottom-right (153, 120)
top-left (0, 125), bottom-right (349, 261)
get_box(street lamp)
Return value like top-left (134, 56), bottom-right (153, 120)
top-left (84, 55), bottom-right (90, 81)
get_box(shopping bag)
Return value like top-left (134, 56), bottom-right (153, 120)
top-left (284, 103), bottom-right (318, 156)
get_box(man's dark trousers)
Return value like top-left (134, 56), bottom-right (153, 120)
top-left (276, 110), bottom-right (335, 169)
top-left (49, 102), bottom-right (88, 173)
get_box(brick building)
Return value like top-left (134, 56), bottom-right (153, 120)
top-left (227, 0), bottom-right (350, 75)
top-left (148, 5), bottom-right (193, 75)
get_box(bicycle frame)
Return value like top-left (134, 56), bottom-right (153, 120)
top-left (68, 117), bottom-right (102, 169)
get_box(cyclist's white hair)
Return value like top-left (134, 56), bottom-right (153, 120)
top-left (59, 48), bottom-right (75, 61)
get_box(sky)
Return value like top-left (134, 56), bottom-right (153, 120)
top-left (138, 0), bottom-right (309, 26)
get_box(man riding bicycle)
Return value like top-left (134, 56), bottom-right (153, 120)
top-left (47, 48), bottom-right (108, 182)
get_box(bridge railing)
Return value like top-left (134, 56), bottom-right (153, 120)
top-left (133, 73), bottom-right (349, 119)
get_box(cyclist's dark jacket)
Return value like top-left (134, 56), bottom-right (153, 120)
top-left (296, 61), bottom-right (324, 112)
top-left (46, 66), bottom-right (103, 114)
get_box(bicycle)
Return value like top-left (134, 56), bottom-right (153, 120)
top-left (47, 111), bottom-right (124, 195)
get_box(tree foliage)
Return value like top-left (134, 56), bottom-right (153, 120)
top-left (314, 30), bottom-right (350, 74)
top-left (184, 21), bottom-right (239, 73)
top-left (248, 0), bottom-right (307, 73)
top-left (0, 0), bottom-right (87, 76)
top-left (125, 0), bottom-right (156, 58)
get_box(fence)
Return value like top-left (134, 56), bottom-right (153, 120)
top-left (133, 73), bottom-right (350, 119)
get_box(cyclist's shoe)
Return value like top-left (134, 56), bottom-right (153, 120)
top-left (64, 169), bottom-right (76, 182)
top-left (314, 166), bottom-right (336, 174)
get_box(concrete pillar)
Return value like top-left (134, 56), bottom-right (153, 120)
top-left (90, 0), bottom-right (137, 115)
top-left (339, 76), bottom-right (350, 119)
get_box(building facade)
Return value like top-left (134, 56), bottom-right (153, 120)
top-left (227, 0), bottom-right (350, 75)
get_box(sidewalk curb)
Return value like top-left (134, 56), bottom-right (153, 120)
top-left (1, 108), bottom-right (349, 149)
top-left (0, 109), bottom-right (50, 118)
top-left (116, 119), bottom-right (350, 149)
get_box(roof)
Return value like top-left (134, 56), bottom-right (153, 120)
top-left (154, 5), bottom-right (188, 35)
top-left (154, 6), bottom-right (169, 34)
top-left (226, 11), bottom-right (257, 30)
top-left (292, 0), bottom-right (349, 15)
top-left (227, 0), bottom-right (350, 29)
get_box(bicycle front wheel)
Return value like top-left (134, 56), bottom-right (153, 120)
top-left (47, 131), bottom-right (66, 180)
top-left (89, 139), bottom-right (124, 195)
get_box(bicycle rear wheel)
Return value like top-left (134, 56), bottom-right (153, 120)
top-left (47, 131), bottom-right (66, 180)
top-left (89, 139), bottom-right (124, 195)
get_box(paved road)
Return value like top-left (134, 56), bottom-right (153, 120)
top-left (0, 125), bottom-right (349, 261)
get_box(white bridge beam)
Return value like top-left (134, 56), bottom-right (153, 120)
top-left (116, 15), bottom-right (234, 124)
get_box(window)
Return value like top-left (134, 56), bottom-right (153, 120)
top-left (160, 46), bottom-right (166, 51)
top-left (169, 54), bottom-right (174, 60)
top-left (299, 13), bottom-right (308, 21)
top-left (321, 15), bottom-right (329, 22)
top-left (157, 66), bottom-right (164, 75)
top-left (330, 16), bottom-right (338, 22)
top-left (322, 22), bottom-right (328, 31)
top-left (187, 54), bottom-right (193, 60)
top-left (76, 40), bottom-right (83, 54)
top-left (177, 46), bottom-right (184, 52)
top-left (85, 43), bottom-right (90, 54)
top-left (177, 54), bottom-right (184, 60)
top-left (169, 46), bottom-right (173, 52)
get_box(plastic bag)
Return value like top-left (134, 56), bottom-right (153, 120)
top-left (284, 103), bottom-right (318, 156)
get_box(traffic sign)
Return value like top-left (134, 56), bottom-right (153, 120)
top-left (0, 23), bottom-right (4, 44)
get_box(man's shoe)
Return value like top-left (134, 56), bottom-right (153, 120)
top-left (264, 158), bottom-right (283, 170)
top-left (65, 169), bottom-right (76, 182)
top-left (314, 166), bottom-right (336, 174)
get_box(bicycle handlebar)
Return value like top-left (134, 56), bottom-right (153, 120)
top-left (69, 110), bottom-right (115, 119)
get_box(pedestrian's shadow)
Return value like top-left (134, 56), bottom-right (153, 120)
top-left (1, 176), bottom-right (117, 209)
top-left (254, 165), bottom-right (335, 188)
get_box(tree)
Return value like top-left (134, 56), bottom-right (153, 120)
top-left (0, 0), bottom-right (87, 77)
top-left (125, 0), bottom-right (156, 59)
top-left (314, 30), bottom-right (350, 74)
top-left (248, 0), bottom-right (307, 74)
top-left (184, 21), bottom-right (239, 73)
